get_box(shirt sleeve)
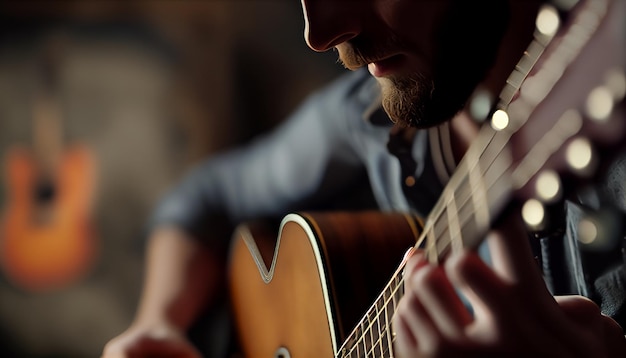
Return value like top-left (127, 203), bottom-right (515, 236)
top-left (149, 70), bottom-right (375, 242)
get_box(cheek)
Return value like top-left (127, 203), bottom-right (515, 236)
top-left (376, 0), bottom-right (451, 61)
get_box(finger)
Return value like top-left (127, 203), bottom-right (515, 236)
top-left (101, 340), bottom-right (128, 358)
top-left (487, 210), bottom-right (545, 288)
top-left (397, 285), bottom-right (442, 354)
top-left (448, 251), bottom-right (580, 355)
top-left (556, 295), bottom-right (625, 357)
top-left (445, 250), bottom-right (509, 318)
top-left (403, 251), bottom-right (429, 291)
top-left (411, 263), bottom-right (473, 340)
top-left (392, 310), bottom-right (417, 358)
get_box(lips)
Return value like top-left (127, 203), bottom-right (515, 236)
top-left (368, 54), bottom-right (406, 77)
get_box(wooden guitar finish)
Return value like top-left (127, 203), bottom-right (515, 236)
top-left (0, 42), bottom-right (98, 292)
top-left (229, 211), bottom-right (421, 357)
top-left (229, 0), bottom-right (624, 356)
top-left (1, 144), bottom-right (97, 292)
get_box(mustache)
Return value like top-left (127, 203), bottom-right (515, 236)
top-left (337, 43), bottom-right (377, 70)
top-left (337, 33), bottom-right (407, 70)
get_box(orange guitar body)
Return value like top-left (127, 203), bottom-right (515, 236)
top-left (229, 212), bottom-right (420, 357)
top-left (0, 144), bottom-right (97, 292)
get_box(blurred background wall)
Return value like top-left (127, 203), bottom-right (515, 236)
top-left (0, 1), bottom-right (343, 357)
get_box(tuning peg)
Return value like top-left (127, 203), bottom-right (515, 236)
top-left (522, 198), bottom-right (546, 230)
top-left (565, 137), bottom-right (597, 177)
top-left (535, 169), bottom-right (563, 203)
top-left (577, 208), bottom-right (624, 252)
top-left (519, 170), bottom-right (563, 232)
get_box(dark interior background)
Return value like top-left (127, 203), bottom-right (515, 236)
top-left (0, 1), bottom-right (343, 357)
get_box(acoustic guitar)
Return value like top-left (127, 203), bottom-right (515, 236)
top-left (0, 42), bottom-right (98, 292)
top-left (229, 0), bottom-right (625, 356)
top-left (230, 212), bottom-right (421, 357)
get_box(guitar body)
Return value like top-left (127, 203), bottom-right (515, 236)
top-left (229, 211), bottom-right (421, 357)
top-left (0, 144), bottom-right (97, 292)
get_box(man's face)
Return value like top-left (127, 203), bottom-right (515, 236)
top-left (301, 0), bottom-right (509, 128)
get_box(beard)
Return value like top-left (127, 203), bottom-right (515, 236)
top-left (338, 36), bottom-right (443, 128)
top-left (337, 1), bottom-right (510, 129)
top-left (379, 74), bottom-right (431, 128)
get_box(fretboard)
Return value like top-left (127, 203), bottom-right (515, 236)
top-left (334, 0), bottom-right (617, 356)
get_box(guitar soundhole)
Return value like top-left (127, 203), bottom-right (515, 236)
top-left (274, 347), bottom-right (291, 358)
top-left (34, 178), bottom-right (55, 204)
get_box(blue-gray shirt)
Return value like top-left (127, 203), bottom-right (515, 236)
top-left (152, 69), bottom-right (446, 233)
top-left (151, 68), bottom-right (626, 330)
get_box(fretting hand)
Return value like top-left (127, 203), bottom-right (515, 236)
top-left (392, 212), bottom-right (626, 357)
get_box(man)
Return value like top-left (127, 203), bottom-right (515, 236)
top-left (103, 0), bottom-right (626, 357)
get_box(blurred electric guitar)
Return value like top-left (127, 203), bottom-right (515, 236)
top-left (0, 42), bottom-right (98, 293)
top-left (229, 0), bottom-right (625, 356)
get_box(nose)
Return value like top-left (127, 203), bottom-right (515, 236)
top-left (301, 0), bottom-right (361, 52)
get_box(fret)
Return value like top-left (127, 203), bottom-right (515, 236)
top-left (466, 147), bottom-right (490, 234)
top-left (506, 69), bottom-right (526, 90)
top-left (381, 289), bottom-right (393, 357)
top-left (364, 310), bottom-right (377, 357)
top-left (373, 299), bottom-right (384, 357)
top-left (500, 23), bottom-right (549, 106)
top-left (511, 110), bottom-right (583, 190)
top-left (425, 224), bottom-right (439, 264)
top-left (446, 193), bottom-right (463, 254)
top-left (333, 2), bottom-right (614, 358)
top-left (336, 271), bottom-right (403, 358)
top-left (360, 317), bottom-right (372, 357)
top-left (354, 326), bottom-right (361, 358)
top-left (341, 325), bottom-right (361, 358)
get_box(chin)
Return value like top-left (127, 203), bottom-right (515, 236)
top-left (379, 76), bottom-right (429, 128)
top-left (379, 73), bottom-right (469, 129)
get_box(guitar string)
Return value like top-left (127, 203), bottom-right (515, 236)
top-left (354, 145), bottom-right (511, 358)
top-left (338, 1), bottom-right (608, 356)
top-left (346, 72), bottom-right (524, 358)
top-left (340, 23), bottom-right (543, 358)
top-left (415, 0), bottom-right (607, 263)
top-left (352, 133), bottom-right (510, 356)
top-left (355, 100), bottom-right (602, 356)
top-left (342, 29), bottom-right (542, 353)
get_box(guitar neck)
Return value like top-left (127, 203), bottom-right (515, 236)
top-left (337, 256), bottom-right (406, 357)
top-left (415, 0), bottom-right (615, 263)
top-left (31, 94), bottom-right (64, 175)
top-left (337, 0), bottom-right (623, 355)
top-left (31, 34), bottom-right (67, 175)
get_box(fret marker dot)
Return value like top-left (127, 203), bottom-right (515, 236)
top-left (522, 199), bottom-right (545, 227)
top-left (536, 5), bottom-right (560, 37)
top-left (405, 176), bottom-right (416, 187)
top-left (491, 110), bottom-right (509, 131)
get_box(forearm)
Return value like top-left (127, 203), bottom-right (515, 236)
top-left (132, 226), bottom-right (225, 332)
